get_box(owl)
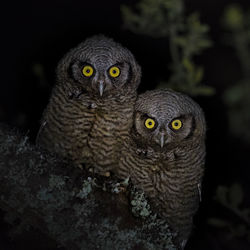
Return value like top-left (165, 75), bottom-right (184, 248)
top-left (36, 35), bottom-right (141, 175)
top-left (115, 89), bottom-right (206, 249)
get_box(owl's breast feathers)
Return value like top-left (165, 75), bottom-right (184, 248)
top-left (117, 139), bottom-right (205, 245)
top-left (85, 91), bottom-right (137, 174)
top-left (37, 86), bottom-right (136, 173)
top-left (36, 86), bottom-right (94, 161)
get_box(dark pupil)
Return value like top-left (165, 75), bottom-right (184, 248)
top-left (174, 122), bottom-right (179, 126)
top-left (148, 121), bottom-right (152, 126)
top-left (113, 70), bottom-right (117, 74)
top-left (86, 69), bottom-right (90, 73)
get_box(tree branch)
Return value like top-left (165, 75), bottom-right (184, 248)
top-left (0, 123), bottom-right (176, 250)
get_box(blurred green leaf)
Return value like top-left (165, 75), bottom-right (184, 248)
top-left (229, 183), bottom-right (243, 208)
top-left (223, 84), bottom-right (245, 106)
top-left (174, 36), bottom-right (187, 47)
top-left (121, 0), bottom-right (178, 37)
top-left (215, 185), bottom-right (228, 204)
top-left (223, 5), bottom-right (244, 30)
top-left (194, 67), bottom-right (204, 84)
top-left (182, 58), bottom-right (194, 73)
top-left (32, 63), bottom-right (45, 79)
top-left (191, 86), bottom-right (215, 96)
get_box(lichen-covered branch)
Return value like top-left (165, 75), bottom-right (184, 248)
top-left (0, 123), bottom-right (176, 250)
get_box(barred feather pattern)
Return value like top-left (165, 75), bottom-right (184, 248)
top-left (114, 89), bottom-right (206, 248)
top-left (118, 141), bottom-right (205, 246)
top-left (85, 91), bottom-right (137, 173)
top-left (37, 83), bottom-right (137, 174)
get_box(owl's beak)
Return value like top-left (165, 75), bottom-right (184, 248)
top-left (99, 81), bottom-right (104, 96)
top-left (160, 133), bottom-right (165, 148)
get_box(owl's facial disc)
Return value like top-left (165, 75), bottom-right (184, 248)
top-left (69, 55), bottom-right (131, 97)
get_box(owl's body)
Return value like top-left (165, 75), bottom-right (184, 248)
top-left (115, 89), bottom-right (206, 248)
top-left (37, 35), bottom-right (141, 174)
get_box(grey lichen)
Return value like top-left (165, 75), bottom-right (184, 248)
top-left (16, 135), bottom-right (29, 155)
top-left (129, 187), bottom-right (176, 249)
top-left (106, 177), bottom-right (130, 194)
top-left (75, 177), bottom-right (95, 199)
top-left (130, 187), bottom-right (152, 218)
top-left (0, 123), bottom-right (177, 250)
top-left (144, 216), bottom-right (177, 250)
top-left (49, 174), bottom-right (68, 190)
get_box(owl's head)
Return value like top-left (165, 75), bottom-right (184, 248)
top-left (133, 89), bottom-right (206, 151)
top-left (56, 35), bottom-right (141, 97)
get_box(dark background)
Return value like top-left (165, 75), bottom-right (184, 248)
top-left (1, 0), bottom-right (250, 249)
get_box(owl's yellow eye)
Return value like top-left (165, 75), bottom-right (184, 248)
top-left (171, 119), bottom-right (182, 130)
top-left (109, 66), bottom-right (120, 78)
top-left (145, 118), bottom-right (155, 129)
top-left (82, 65), bottom-right (94, 77)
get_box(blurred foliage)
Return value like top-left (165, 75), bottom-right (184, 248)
top-left (208, 183), bottom-right (250, 242)
top-left (222, 5), bottom-right (250, 142)
top-left (121, 0), bottom-right (214, 96)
